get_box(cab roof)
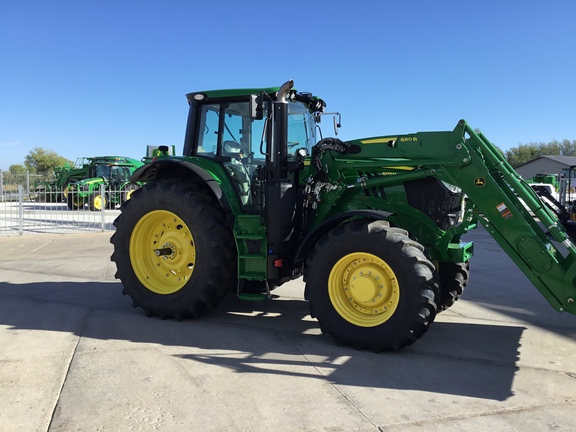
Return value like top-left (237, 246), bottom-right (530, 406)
top-left (185, 87), bottom-right (326, 113)
top-left (186, 87), bottom-right (281, 102)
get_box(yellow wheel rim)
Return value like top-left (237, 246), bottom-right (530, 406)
top-left (130, 210), bottom-right (196, 295)
top-left (125, 189), bottom-right (135, 200)
top-left (94, 195), bottom-right (105, 210)
top-left (328, 252), bottom-right (400, 327)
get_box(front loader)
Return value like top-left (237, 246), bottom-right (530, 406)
top-left (111, 80), bottom-right (576, 351)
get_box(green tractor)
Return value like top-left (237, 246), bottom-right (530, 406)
top-left (111, 80), bottom-right (576, 351)
top-left (67, 157), bottom-right (143, 211)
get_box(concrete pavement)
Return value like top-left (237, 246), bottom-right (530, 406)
top-left (0, 227), bottom-right (575, 431)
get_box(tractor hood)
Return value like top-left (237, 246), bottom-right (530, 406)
top-left (69, 177), bottom-right (105, 188)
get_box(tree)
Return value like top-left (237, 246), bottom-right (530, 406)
top-left (505, 140), bottom-right (576, 167)
top-left (8, 164), bottom-right (27, 174)
top-left (505, 143), bottom-right (542, 167)
top-left (560, 139), bottom-right (576, 156)
top-left (23, 147), bottom-right (72, 174)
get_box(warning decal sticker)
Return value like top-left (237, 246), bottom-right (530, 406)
top-left (496, 202), bottom-right (512, 220)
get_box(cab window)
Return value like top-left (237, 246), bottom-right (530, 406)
top-left (195, 101), bottom-right (269, 209)
top-left (287, 101), bottom-right (316, 160)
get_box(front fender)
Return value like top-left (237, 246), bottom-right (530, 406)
top-left (295, 209), bottom-right (393, 264)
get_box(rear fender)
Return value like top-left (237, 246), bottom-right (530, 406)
top-left (130, 159), bottom-right (236, 224)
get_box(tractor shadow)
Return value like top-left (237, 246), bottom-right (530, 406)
top-left (0, 280), bottom-right (536, 401)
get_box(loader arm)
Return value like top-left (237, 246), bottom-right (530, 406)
top-left (311, 120), bottom-right (576, 315)
top-left (439, 121), bottom-right (576, 314)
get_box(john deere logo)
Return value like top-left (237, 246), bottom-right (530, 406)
top-left (474, 177), bottom-right (486, 187)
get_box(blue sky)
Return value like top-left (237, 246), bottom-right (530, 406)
top-left (1, 1), bottom-right (576, 171)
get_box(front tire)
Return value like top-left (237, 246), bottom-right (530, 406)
top-left (437, 261), bottom-right (470, 311)
top-left (66, 192), bottom-right (78, 210)
top-left (304, 220), bottom-right (439, 351)
top-left (110, 180), bottom-right (236, 319)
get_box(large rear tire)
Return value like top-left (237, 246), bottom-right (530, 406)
top-left (304, 220), bottom-right (439, 351)
top-left (110, 180), bottom-right (236, 319)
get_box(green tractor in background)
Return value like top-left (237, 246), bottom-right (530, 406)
top-left (111, 80), bottom-right (576, 351)
top-left (66, 156), bottom-right (143, 211)
top-left (35, 156), bottom-right (144, 206)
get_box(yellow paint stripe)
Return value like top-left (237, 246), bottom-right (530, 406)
top-left (360, 137), bottom-right (398, 144)
top-left (385, 166), bottom-right (414, 171)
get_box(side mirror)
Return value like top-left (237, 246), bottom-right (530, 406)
top-left (315, 112), bottom-right (342, 135)
top-left (332, 113), bottom-right (342, 136)
top-left (249, 94), bottom-right (264, 120)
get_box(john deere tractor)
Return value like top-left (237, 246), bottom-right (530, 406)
top-left (111, 80), bottom-right (576, 351)
top-left (66, 156), bottom-right (143, 211)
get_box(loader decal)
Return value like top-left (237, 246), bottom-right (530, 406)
top-left (497, 202), bottom-right (513, 220)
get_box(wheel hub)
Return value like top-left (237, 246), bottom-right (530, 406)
top-left (94, 195), bottom-right (105, 209)
top-left (130, 210), bottom-right (196, 294)
top-left (329, 252), bottom-right (400, 327)
top-left (126, 189), bottom-right (135, 200)
top-left (154, 245), bottom-right (175, 257)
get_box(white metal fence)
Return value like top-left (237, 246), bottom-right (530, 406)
top-left (0, 170), bottom-right (52, 201)
top-left (1, 174), bottom-right (121, 236)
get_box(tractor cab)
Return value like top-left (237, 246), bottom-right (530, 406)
top-left (185, 84), bottom-right (330, 212)
top-left (92, 162), bottom-right (133, 189)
